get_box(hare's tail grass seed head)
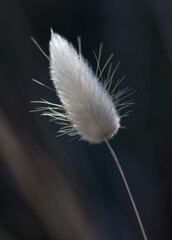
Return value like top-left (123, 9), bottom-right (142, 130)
top-left (32, 30), bottom-right (134, 143)
top-left (48, 30), bottom-right (121, 144)
top-left (32, 32), bottom-right (148, 240)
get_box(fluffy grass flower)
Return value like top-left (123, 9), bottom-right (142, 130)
top-left (32, 31), bottom-right (148, 240)
top-left (48, 30), bottom-right (121, 144)
top-left (32, 31), bottom-right (133, 143)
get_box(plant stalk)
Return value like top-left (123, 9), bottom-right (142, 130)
top-left (105, 139), bottom-right (148, 240)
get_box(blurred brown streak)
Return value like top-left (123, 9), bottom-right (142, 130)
top-left (0, 230), bottom-right (16, 240)
top-left (0, 107), bottom-right (101, 240)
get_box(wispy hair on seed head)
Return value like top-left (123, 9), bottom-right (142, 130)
top-left (31, 31), bottom-right (134, 143)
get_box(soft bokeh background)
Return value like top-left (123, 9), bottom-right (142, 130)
top-left (0, 0), bottom-right (171, 239)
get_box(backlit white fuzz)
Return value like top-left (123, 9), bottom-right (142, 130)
top-left (48, 31), bottom-right (120, 144)
top-left (49, 32), bottom-right (120, 143)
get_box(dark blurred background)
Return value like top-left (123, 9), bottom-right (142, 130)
top-left (0, 0), bottom-right (172, 239)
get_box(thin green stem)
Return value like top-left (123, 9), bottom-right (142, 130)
top-left (105, 139), bottom-right (148, 240)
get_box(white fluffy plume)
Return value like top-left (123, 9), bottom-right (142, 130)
top-left (31, 32), bottom-right (148, 240)
top-left (48, 30), bottom-right (120, 144)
